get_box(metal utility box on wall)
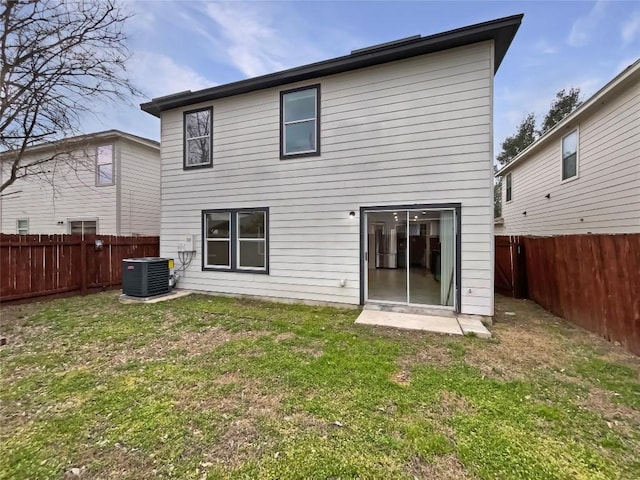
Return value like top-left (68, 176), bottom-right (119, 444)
top-left (122, 257), bottom-right (172, 297)
top-left (177, 234), bottom-right (197, 252)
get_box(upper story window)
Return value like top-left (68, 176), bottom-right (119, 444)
top-left (505, 172), bottom-right (512, 202)
top-left (17, 219), bottom-right (29, 234)
top-left (184, 107), bottom-right (213, 169)
top-left (280, 85), bottom-right (320, 159)
top-left (96, 145), bottom-right (114, 186)
top-left (562, 129), bottom-right (578, 181)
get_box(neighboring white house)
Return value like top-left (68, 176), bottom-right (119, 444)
top-left (0, 130), bottom-right (161, 236)
top-left (141, 15), bottom-right (523, 316)
top-left (496, 59), bottom-right (640, 235)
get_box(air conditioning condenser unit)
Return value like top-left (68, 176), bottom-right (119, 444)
top-left (122, 257), bottom-right (172, 297)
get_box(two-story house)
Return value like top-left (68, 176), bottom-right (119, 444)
top-left (0, 130), bottom-right (161, 236)
top-left (496, 59), bottom-right (640, 235)
top-left (141, 15), bottom-right (522, 317)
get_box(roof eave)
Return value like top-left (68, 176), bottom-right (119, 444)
top-left (0, 130), bottom-right (159, 160)
top-left (141, 14), bottom-right (523, 118)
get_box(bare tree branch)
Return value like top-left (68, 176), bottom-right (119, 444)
top-left (0, 0), bottom-right (140, 193)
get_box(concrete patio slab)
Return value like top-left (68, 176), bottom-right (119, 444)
top-left (355, 310), bottom-right (463, 335)
top-left (458, 317), bottom-right (492, 338)
top-left (119, 289), bottom-right (192, 304)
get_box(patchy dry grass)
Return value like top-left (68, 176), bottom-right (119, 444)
top-left (1, 292), bottom-right (639, 479)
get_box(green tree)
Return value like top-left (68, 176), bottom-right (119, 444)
top-left (496, 112), bottom-right (537, 167)
top-left (539, 87), bottom-right (582, 135)
top-left (494, 114), bottom-right (536, 217)
top-left (494, 177), bottom-right (502, 218)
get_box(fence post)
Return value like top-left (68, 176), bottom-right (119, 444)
top-left (1, 235), bottom-right (159, 303)
top-left (80, 239), bottom-right (87, 295)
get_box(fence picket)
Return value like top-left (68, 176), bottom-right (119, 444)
top-left (0, 234), bottom-right (159, 303)
top-left (500, 234), bottom-right (640, 356)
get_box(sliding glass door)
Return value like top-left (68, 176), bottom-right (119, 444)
top-left (366, 208), bottom-right (456, 308)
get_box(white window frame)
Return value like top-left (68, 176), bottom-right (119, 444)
top-left (236, 211), bottom-right (267, 271)
top-left (505, 172), bottom-right (512, 202)
top-left (281, 85), bottom-right (320, 158)
top-left (17, 219), bottom-right (29, 234)
top-left (68, 219), bottom-right (98, 237)
top-left (184, 107), bottom-right (213, 169)
top-left (204, 211), bottom-right (231, 269)
top-left (96, 144), bottom-right (115, 187)
top-left (561, 128), bottom-right (579, 182)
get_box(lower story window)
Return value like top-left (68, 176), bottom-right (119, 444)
top-left (203, 208), bottom-right (268, 273)
top-left (17, 219), bottom-right (29, 234)
top-left (69, 220), bottom-right (97, 236)
top-left (205, 212), bottom-right (231, 268)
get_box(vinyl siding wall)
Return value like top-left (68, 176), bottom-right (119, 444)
top-left (501, 77), bottom-right (640, 235)
top-left (119, 140), bottom-right (161, 235)
top-left (160, 42), bottom-right (495, 315)
top-left (0, 145), bottom-right (118, 234)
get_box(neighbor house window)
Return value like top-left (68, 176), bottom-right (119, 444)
top-left (17, 219), bottom-right (29, 234)
top-left (69, 220), bottom-right (97, 236)
top-left (562, 129), bottom-right (578, 180)
top-left (96, 145), bottom-right (114, 186)
top-left (506, 172), bottom-right (512, 202)
top-left (184, 107), bottom-right (213, 169)
top-left (281, 85), bottom-right (320, 158)
top-left (203, 208), bottom-right (269, 273)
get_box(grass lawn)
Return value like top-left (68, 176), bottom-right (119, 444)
top-left (1, 293), bottom-right (639, 479)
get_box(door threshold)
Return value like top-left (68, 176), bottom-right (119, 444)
top-left (364, 302), bottom-right (456, 317)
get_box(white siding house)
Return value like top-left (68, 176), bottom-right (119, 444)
top-left (496, 59), bottom-right (640, 235)
top-left (0, 130), bottom-right (161, 236)
top-left (141, 16), bottom-right (522, 316)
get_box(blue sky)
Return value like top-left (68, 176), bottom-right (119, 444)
top-left (95, 0), bottom-right (640, 158)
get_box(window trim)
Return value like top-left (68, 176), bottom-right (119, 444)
top-left (67, 218), bottom-right (98, 237)
top-left (561, 128), bottom-right (579, 182)
top-left (202, 207), bottom-right (269, 274)
top-left (17, 218), bottom-right (29, 234)
top-left (280, 84), bottom-right (321, 160)
top-left (236, 211), bottom-right (268, 271)
top-left (203, 211), bottom-right (232, 270)
top-left (505, 172), bottom-right (512, 203)
top-left (183, 106), bottom-right (213, 170)
top-left (95, 143), bottom-right (115, 187)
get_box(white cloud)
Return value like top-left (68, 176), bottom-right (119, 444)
top-left (205, 2), bottom-right (286, 77)
top-left (200, 1), bottom-right (355, 78)
top-left (568, 1), bottom-right (608, 47)
top-left (126, 1), bottom-right (156, 32)
top-left (129, 51), bottom-right (216, 99)
top-left (621, 10), bottom-right (640, 46)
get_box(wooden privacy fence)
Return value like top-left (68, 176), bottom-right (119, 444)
top-left (523, 234), bottom-right (640, 355)
top-left (0, 234), bottom-right (160, 303)
top-left (494, 235), bottom-right (527, 298)
top-left (496, 234), bottom-right (640, 356)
